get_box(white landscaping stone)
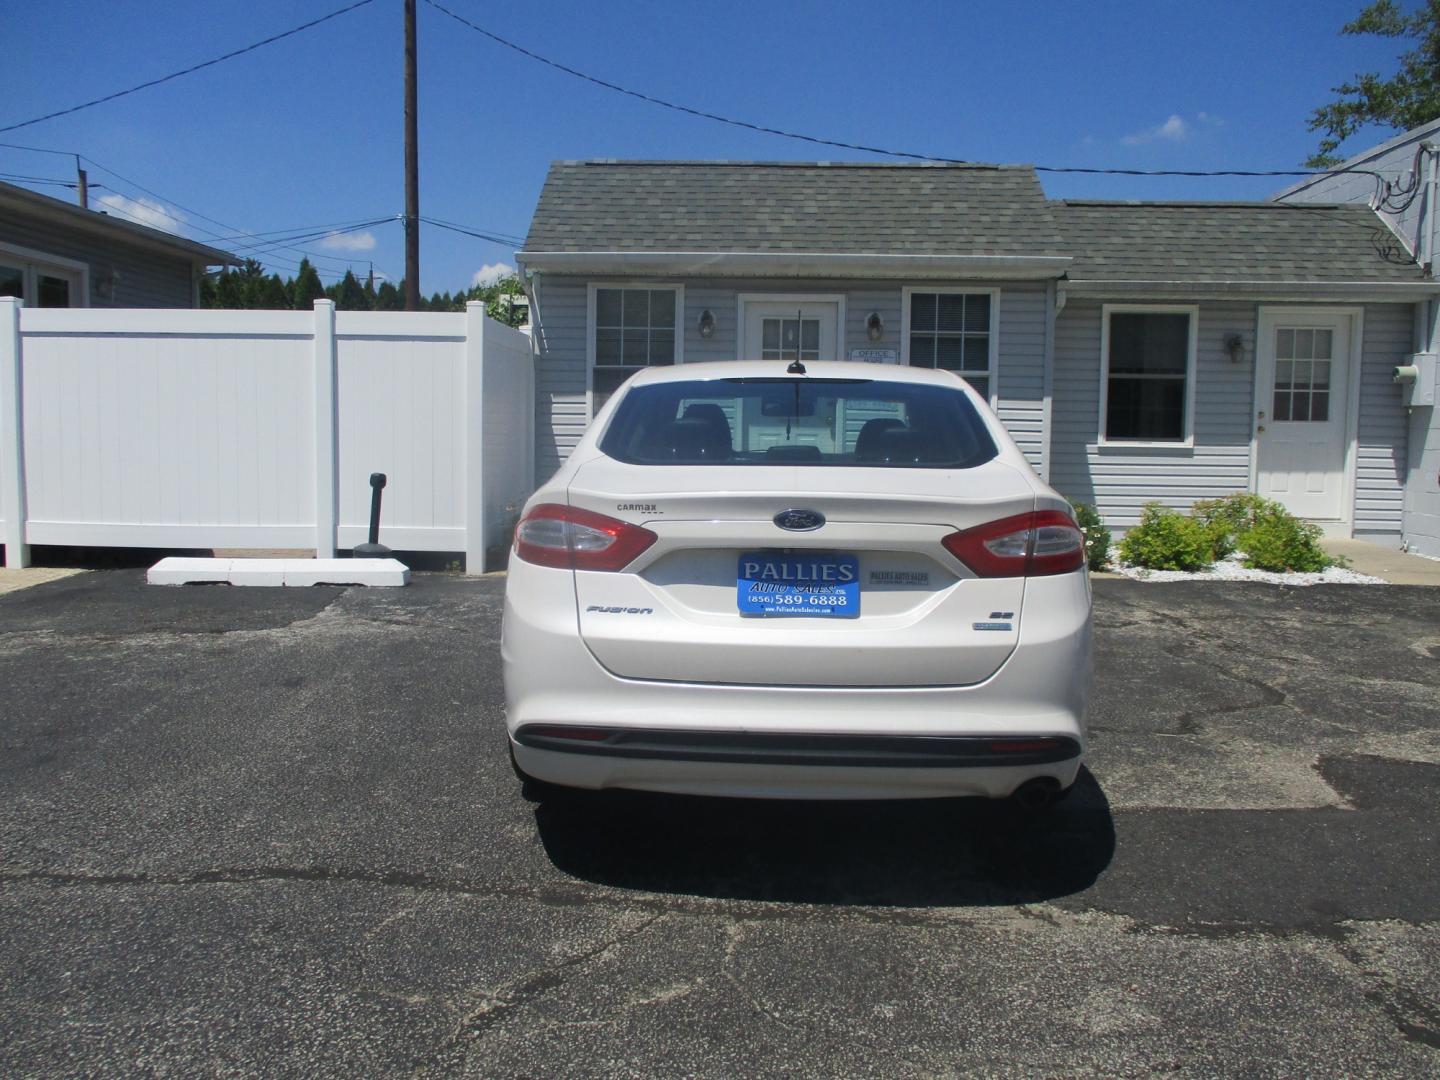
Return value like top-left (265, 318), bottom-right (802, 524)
top-left (146, 557), bottom-right (409, 587)
top-left (147, 557), bottom-right (233, 586)
top-left (1111, 552), bottom-right (1385, 587)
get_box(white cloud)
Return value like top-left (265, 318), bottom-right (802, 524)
top-left (96, 193), bottom-right (185, 232)
top-left (472, 261), bottom-right (516, 286)
top-left (1121, 114), bottom-right (1190, 146)
top-left (318, 230), bottom-right (376, 252)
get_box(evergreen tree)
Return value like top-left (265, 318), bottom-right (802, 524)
top-left (329, 270), bottom-right (370, 311)
top-left (374, 280), bottom-right (404, 311)
top-left (257, 273), bottom-right (290, 310)
top-left (290, 258), bottom-right (326, 310)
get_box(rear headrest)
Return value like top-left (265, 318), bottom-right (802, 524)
top-left (645, 417), bottom-right (731, 460)
top-left (865, 428), bottom-right (942, 464)
top-left (855, 418), bottom-right (906, 461)
top-left (682, 403), bottom-right (730, 432)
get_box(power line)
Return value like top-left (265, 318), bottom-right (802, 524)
top-left (76, 156), bottom-right (376, 271)
top-left (0, 142), bottom-right (397, 267)
top-left (424, 0), bottom-right (1395, 186)
top-left (0, 141), bottom-right (75, 158)
top-left (231, 217), bottom-right (399, 257)
top-left (205, 216), bottom-right (399, 245)
top-left (420, 216), bottom-right (526, 246)
top-left (0, 171), bottom-right (98, 190)
top-left (0, 0), bottom-right (378, 135)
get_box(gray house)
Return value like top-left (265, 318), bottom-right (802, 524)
top-left (0, 179), bottom-right (237, 308)
top-left (517, 160), bottom-right (1438, 546)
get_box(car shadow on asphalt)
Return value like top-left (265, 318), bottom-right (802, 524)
top-left (531, 768), bottom-right (1114, 907)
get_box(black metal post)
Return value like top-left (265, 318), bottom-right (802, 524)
top-left (354, 472), bottom-right (392, 557)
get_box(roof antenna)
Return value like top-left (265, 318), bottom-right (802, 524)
top-left (786, 308), bottom-right (807, 374)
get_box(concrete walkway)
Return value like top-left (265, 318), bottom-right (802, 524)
top-left (0, 567), bottom-right (87, 597)
top-left (1324, 538), bottom-right (1440, 585)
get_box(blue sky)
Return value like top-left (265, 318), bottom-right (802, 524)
top-left (2, 0), bottom-right (1414, 293)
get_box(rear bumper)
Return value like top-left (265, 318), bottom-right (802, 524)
top-left (501, 559), bottom-right (1091, 800)
top-left (514, 726), bottom-right (1082, 768)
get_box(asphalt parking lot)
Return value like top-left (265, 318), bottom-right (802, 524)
top-left (1, 571), bottom-right (1437, 1077)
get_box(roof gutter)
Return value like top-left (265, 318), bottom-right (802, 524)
top-left (1063, 278), bottom-right (1440, 301)
top-left (515, 251), bottom-right (1072, 280)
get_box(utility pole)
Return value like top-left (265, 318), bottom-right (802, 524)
top-left (403, 0), bottom-right (420, 311)
top-left (75, 155), bottom-right (88, 210)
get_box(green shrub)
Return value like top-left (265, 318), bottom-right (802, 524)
top-left (1193, 493), bottom-right (1274, 560)
top-left (1070, 501), bottom-right (1111, 571)
top-left (1117, 502), bottom-right (1212, 571)
top-left (1236, 507), bottom-right (1333, 572)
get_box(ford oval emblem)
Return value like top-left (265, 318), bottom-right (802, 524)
top-left (774, 508), bottom-right (825, 532)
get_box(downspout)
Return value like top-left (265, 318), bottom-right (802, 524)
top-left (1424, 144), bottom-right (1440, 273)
top-left (1040, 279), bottom-right (1058, 483)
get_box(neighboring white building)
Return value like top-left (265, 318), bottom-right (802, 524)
top-left (1276, 125), bottom-right (1440, 556)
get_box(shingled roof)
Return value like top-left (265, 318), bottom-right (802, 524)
top-left (1054, 200), bottom-right (1425, 284)
top-left (522, 160), bottom-right (1063, 257)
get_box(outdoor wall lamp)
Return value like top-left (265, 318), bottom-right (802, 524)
top-left (1223, 333), bottom-right (1245, 363)
top-left (698, 308), bottom-right (716, 338)
top-left (866, 311), bottom-right (884, 341)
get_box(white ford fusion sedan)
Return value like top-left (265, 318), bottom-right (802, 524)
top-left (501, 360), bottom-right (1091, 806)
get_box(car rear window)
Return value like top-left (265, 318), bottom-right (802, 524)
top-left (599, 378), bottom-right (999, 468)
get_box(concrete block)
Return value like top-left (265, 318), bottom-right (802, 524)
top-left (148, 556), bottom-right (410, 587)
top-left (147, 557), bottom-right (232, 585)
top-left (283, 558), bottom-right (410, 587)
top-left (226, 559), bottom-right (289, 587)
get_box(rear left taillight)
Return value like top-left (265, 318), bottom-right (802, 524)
top-left (942, 510), bottom-right (1085, 577)
top-left (514, 503), bottom-right (657, 572)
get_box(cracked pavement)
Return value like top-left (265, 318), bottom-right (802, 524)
top-left (0, 571), bottom-right (1437, 1076)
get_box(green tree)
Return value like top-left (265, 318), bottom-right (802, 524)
top-left (374, 280), bottom-right (404, 311)
top-left (255, 273), bottom-right (290, 310)
top-left (1307, 0), bottom-right (1440, 166)
top-left (290, 258), bottom-right (326, 310)
top-left (328, 269), bottom-right (370, 311)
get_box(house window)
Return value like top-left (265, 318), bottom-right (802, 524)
top-left (905, 290), bottom-right (994, 400)
top-left (1103, 308), bottom-right (1195, 442)
top-left (1272, 327), bottom-right (1333, 422)
top-left (593, 286), bottom-right (678, 401)
top-left (761, 317), bottom-right (820, 363)
top-left (0, 245), bottom-right (85, 308)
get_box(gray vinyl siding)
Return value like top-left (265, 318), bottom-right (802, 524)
top-left (994, 283), bottom-right (1047, 475)
top-left (529, 276), bottom-right (590, 481)
top-left (0, 209), bottom-right (199, 307)
top-left (1052, 299), bottom-right (1414, 533)
top-left (1051, 301), bottom-right (1255, 525)
top-left (1354, 303), bottom-right (1413, 537)
top-left (529, 276), bottom-right (1050, 481)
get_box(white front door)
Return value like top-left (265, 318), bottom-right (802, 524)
top-left (741, 299), bottom-right (841, 362)
top-left (1254, 310), bottom-right (1353, 521)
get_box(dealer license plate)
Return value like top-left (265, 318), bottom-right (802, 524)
top-left (737, 552), bottom-right (860, 618)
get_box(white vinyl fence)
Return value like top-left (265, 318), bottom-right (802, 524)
top-left (0, 298), bottom-right (534, 572)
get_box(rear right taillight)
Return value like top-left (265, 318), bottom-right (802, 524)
top-left (942, 510), bottom-right (1085, 577)
top-left (514, 503), bottom-right (657, 572)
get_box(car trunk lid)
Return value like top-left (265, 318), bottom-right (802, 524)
top-left (566, 457), bottom-right (1035, 687)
